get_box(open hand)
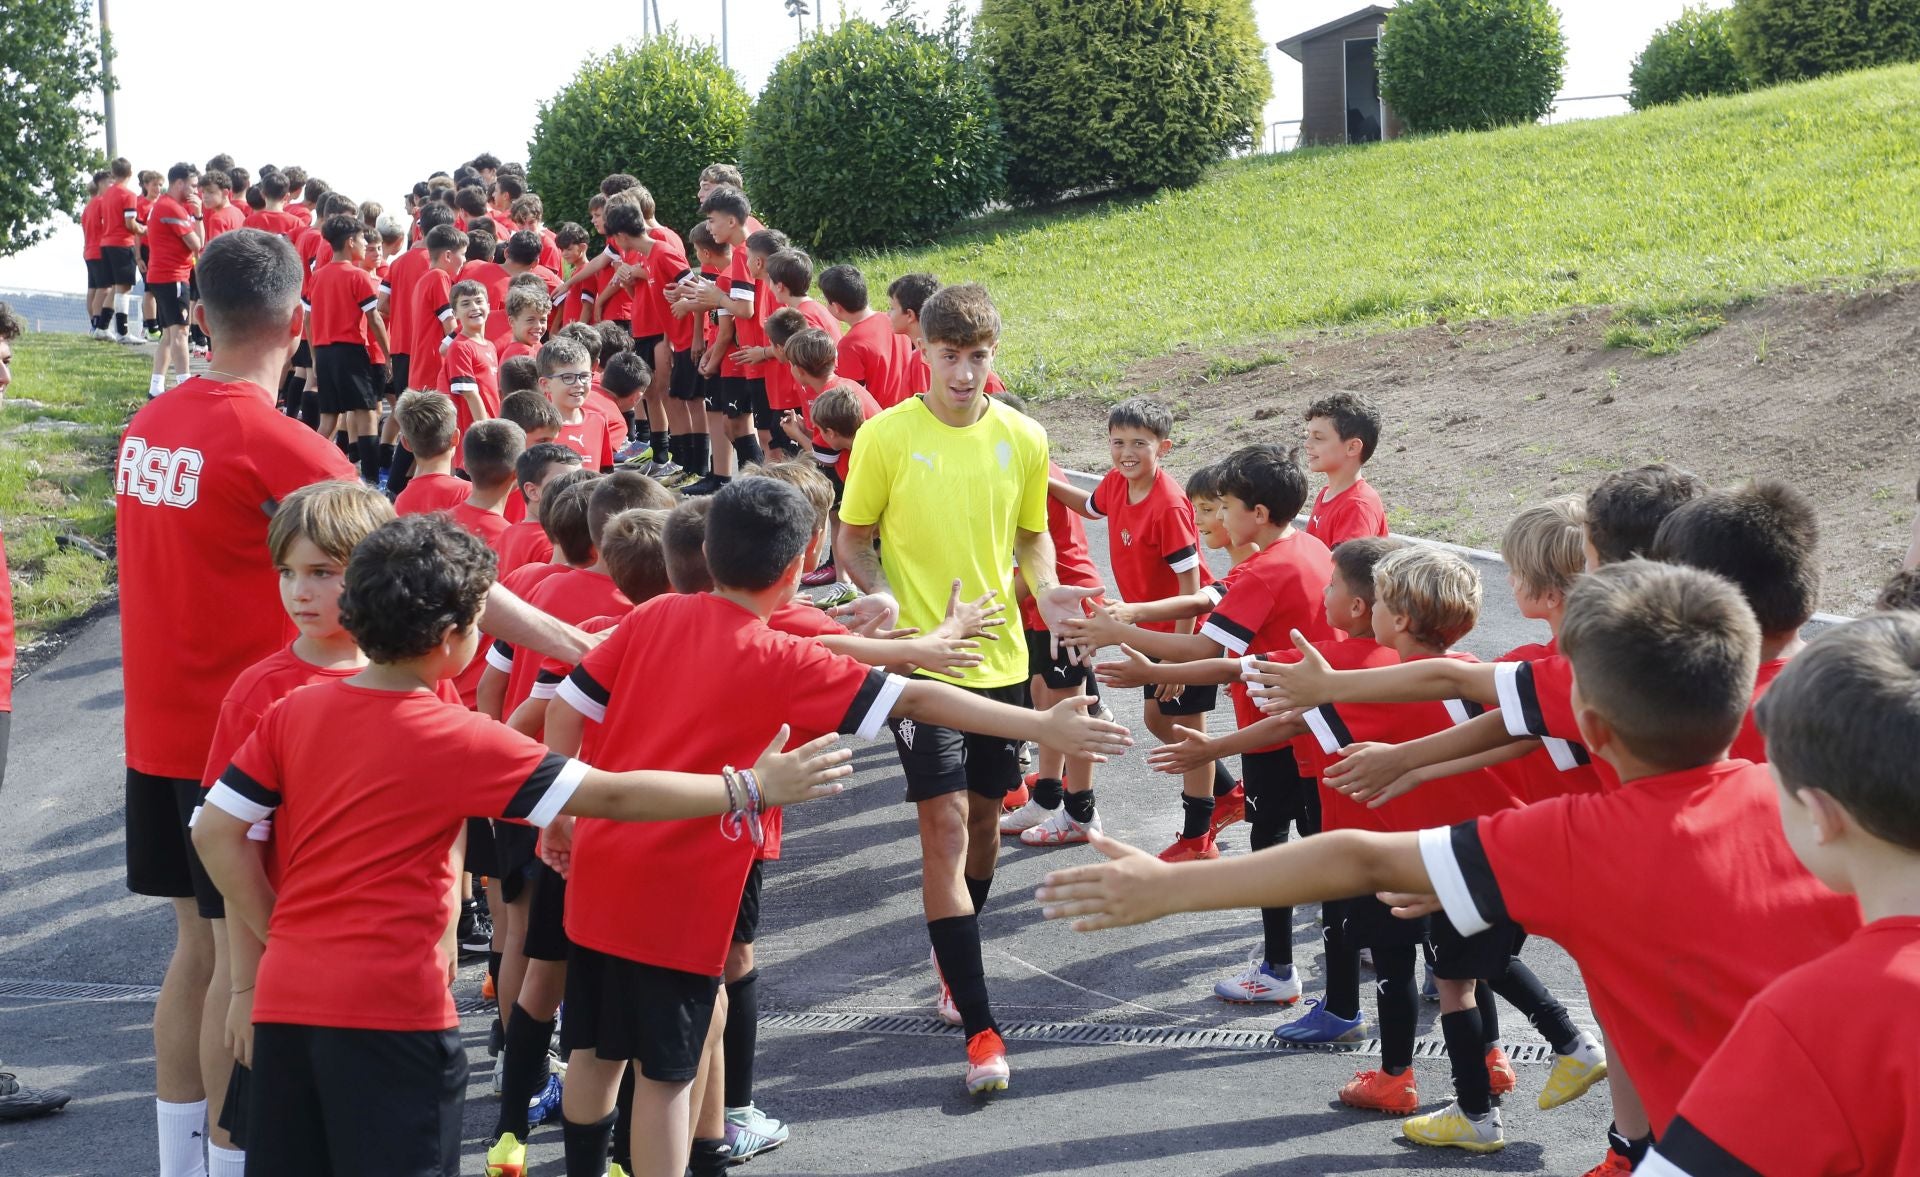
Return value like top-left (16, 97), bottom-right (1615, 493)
top-left (1324, 742), bottom-right (1421, 807)
top-left (226, 988), bottom-right (255, 1067)
top-left (1145, 727), bottom-right (1216, 776)
top-left (1038, 695), bottom-right (1133, 763)
top-left (538, 814), bottom-right (576, 878)
top-left (830, 591), bottom-right (902, 636)
top-left (942, 579), bottom-right (1005, 642)
top-left (1244, 630), bottom-right (1335, 711)
top-left (1035, 833), bottom-right (1171, 931)
top-left (752, 727), bottom-right (855, 806)
top-left (906, 634), bottom-right (983, 678)
top-left (1093, 642), bottom-right (1156, 689)
top-left (1037, 585), bottom-right (1103, 664)
top-left (1379, 891), bottom-right (1442, 919)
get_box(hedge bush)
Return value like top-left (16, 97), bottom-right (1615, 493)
top-left (1377, 0), bottom-right (1566, 134)
top-left (527, 36), bottom-right (750, 237)
top-left (1630, 6), bottom-right (1750, 109)
top-left (1729, 0), bottom-right (1920, 86)
top-left (973, 0), bottom-right (1269, 204)
top-left (743, 18), bottom-right (1002, 255)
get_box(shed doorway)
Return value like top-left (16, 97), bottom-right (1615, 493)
top-left (1344, 37), bottom-right (1384, 143)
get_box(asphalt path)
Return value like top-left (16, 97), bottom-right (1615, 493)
top-left (0, 494), bottom-right (1625, 1176)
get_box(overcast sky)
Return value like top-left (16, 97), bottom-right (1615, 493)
top-left (2, 0), bottom-right (1716, 294)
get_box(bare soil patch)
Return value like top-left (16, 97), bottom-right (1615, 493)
top-left (1031, 283), bottom-right (1920, 614)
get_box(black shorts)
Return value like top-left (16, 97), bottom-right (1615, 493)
top-left (706, 375), bottom-right (751, 418)
top-left (1242, 747), bottom-right (1318, 837)
top-left (608, 319), bottom-right (631, 336)
top-left (1026, 628), bottom-right (1091, 691)
top-left (1431, 914), bottom-right (1523, 981)
top-left (126, 769), bottom-right (204, 901)
top-left (820, 459), bottom-right (846, 508)
top-left (139, 243), bottom-right (151, 276)
top-left (151, 281), bottom-right (191, 330)
top-left (669, 349), bottom-right (701, 401)
top-left (633, 332), bottom-right (664, 356)
top-left (463, 817), bottom-right (500, 879)
top-left (100, 245), bottom-right (137, 287)
top-left (1327, 894), bottom-right (1429, 950)
top-left (247, 1023), bottom-right (464, 1177)
top-left (189, 269), bottom-right (201, 303)
top-left (889, 681), bottom-right (1027, 803)
top-left (291, 338), bottom-right (312, 368)
top-left (315, 343), bottom-right (382, 414)
top-left (1144, 681), bottom-right (1216, 715)
top-left (744, 378), bottom-right (778, 431)
top-left (491, 821), bottom-right (540, 904)
top-left (561, 945), bottom-right (720, 1083)
top-left (389, 353), bottom-right (411, 397)
top-left (523, 862), bottom-right (572, 963)
top-left (216, 1061), bottom-right (251, 1149)
top-left (732, 860), bottom-right (763, 945)
top-left (85, 258), bottom-right (110, 289)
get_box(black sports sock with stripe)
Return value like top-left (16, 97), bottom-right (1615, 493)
top-left (929, 915), bottom-right (996, 1038)
top-left (1375, 944), bottom-right (1418, 1073)
top-left (1442, 1008), bottom-right (1493, 1115)
top-left (1063, 788), bottom-right (1096, 823)
top-left (493, 1003), bottom-right (554, 1139)
top-left (1212, 760), bottom-right (1237, 795)
top-left (965, 874), bottom-right (992, 916)
top-left (1488, 956), bottom-right (1579, 1053)
top-left (561, 1111), bottom-right (616, 1177)
top-left (690, 1137), bottom-right (732, 1176)
top-left (733, 434), bottom-right (764, 468)
top-left (1180, 794), bottom-right (1216, 840)
top-left (1029, 777), bottom-right (1064, 810)
top-left (723, 969), bottom-right (759, 1109)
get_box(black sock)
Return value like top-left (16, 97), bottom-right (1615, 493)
top-left (379, 442), bottom-right (395, 469)
top-left (1442, 1008), bottom-right (1492, 1115)
top-left (387, 446), bottom-right (414, 496)
top-left (561, 1111), bottom-right (616, 1177)
top-left (965, 874), bottom-right (992, 916)
top-left (690, 1137), bottom-right (731, 1176)
top-left (144, 318), bottom-right (158, 334)
top-left (91, 309), bottom-right (107, 330)
top-left (1487, 956), bottom-right (1579, 1053)
top-left (652, 431), bottom-right (670, 465)
top-left (733, 434), bottom-right (764, 468)
top-left (1474, 980), bottom-right (1501, 1047)
top-left (1180, 794), bottom-right (1216, 840)
top-left (355, 436), bottom-right (380, 484)
top-left (299, 391), bottom-right (320, 431)
top-left (621, 409), bottom-right (637, 435)
top-left (1212, 760), bottom-right (1237, 795)
top-left (1248, 820), bottom-right (1293, 971)
top-left (723, 969), bottom-right (759, 1109)
top-left (487, 950), bottom-right (502, 996)
top-left (493, 1002), bottom-right (555, 1139)
top-left (928, 915), bottom-right (995, 1038)
top-left (1030, 777), bottom-right (1064, 810)
top-left (611, 1065), bottom-right (636, 1170)
top-left (691, 434), bottom-right (712, 475)
top-left (1608, 1123), bottom-right (1653, 1165)
top-left (1063, 788), bottom-right (1096, 823)
top-left (1375, 944), bottom-right (1418, 1073)
top-left (114, 311), bottom-right (128, 335)
top-left (1323, 923), bottom-right (1361, 1021)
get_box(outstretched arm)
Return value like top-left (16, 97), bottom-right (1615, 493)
top-left (1247, 630), bottom-right (1502, 711)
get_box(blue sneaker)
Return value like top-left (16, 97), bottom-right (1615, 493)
top-left (526, 1073), bottom-right (563, 1128)
top-left (1274, 999), bottom-right (1367, 1044)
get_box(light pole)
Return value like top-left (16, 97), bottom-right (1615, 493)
top-left (785, 0), bottom-right (810, 43)
top-left (721, 0), bottom-right (729, 66)
top-left (98, 0), bottom-right (116, 158)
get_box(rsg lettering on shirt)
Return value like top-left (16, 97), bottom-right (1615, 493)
top-left (117, 436), bottom-right (204, 508)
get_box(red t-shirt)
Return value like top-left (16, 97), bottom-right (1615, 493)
top-left (457, 259), bottom-right (511, 310)
top-left (242, 208), bottom-right (307, 240)
top-left (1655, 916), bottom-right (1920, 1177)
top-left (555, 407), bottom-right (615, 470)
top-left (558, 592), bottom-right (904, 975)
top-left (1489, 639), bottom-right (1606, 801)
top-left (0, 532), bottom-right (16, 714)
top-left (1199, 530), bottom-right (1336, 748)
top-left (81, 195), bottom-right (104, 260)
top-left (283, 201), bottom-right (309, 225)
top-left (1422, 759), bottom-right (1862, 1134)
top-left (444, 335), bottom-right (501, 442)
top-left (507, 568), bottom-right (633, 720)
top-left (482, 562), bottom-right (575, 720)
top-left (836, 315), bottom-right (905, 407)
top-left (447, 501), bottom-right (510, 549)
top-left (145, 196), bottom-right (198, 283)
top-left (768, 298), bottom-right (840, 411)
top-left (208, 680), bottom-right (583, 1030)
top-left (200, 645), bottom-right (360, 791)
top-left (406, 268), bottom-right (456, 392)
top-left (115, 378), bottom-right (355, 778)
top-left (201, 203), bottom-right (246, 245)
top-left (805, 379), bottom-right (881, 481)
top-left (1086, 467), bottom-right (1212, 632)
top-left (1491, 654), bottom-right (1621, 792)
top-left (1020, 461), bottom-right (1104, 632)
top-left (392, 472), bottom-right (470, 517)
top-left (307, 261), bottom-right (380, 348)
top-left (497, 338), bottom-right (537, 367)
top-left (537, 228), bottom-right (564, 276)
top-left (639, 233), bottom-right (693, 349)
top-left (1256, 635), bottom-right (1400, 801)
top-left (1306, 480), bottom-right (1389, 549)
top-left (294, 229), bottom-right (332, 298)
top-left (585, 386), bottom-right (630, 450)
top-left (99, 184), bottom-right (140, 248)
top-left (382, 248), bottom-right (431, 359)
top-left (767, 599), bottom-right (852, 640)
top-left (496, 520), bottom-right (554, 575)
top-left (1727, 655), bottom-right (1789, 764)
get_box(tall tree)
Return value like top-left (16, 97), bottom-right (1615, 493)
top-left (1, 0), bottom-right (109, 256)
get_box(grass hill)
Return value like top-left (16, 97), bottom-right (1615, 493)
top-left (859, 63), bottom-right (1920, 395)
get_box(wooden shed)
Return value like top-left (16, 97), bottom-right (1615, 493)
top-left (1276, 5), bottom-right (1405, 147)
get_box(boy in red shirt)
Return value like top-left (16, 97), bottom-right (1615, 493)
top-left (821, 263), bottom-right (909, 407)
top-left (444, 279), bottom-right (500, 448)
top-left (97, 157), bottom-right (143, 342)
top-left (241, 170), bottom-right (305, 240)
top-left (538, 335), bottom-right (616, 472)
top-left (496, 442), bottom-right (582, 574)
top-left (404, 225), bottom-right (469, 401)
top-left (192, 480), bottom-right (396, 1177)
top-left (390, 391), bottom-right (468, 516)
top-left (1649, 614), bottom-right (1920, 1177)
top-left (145, 163), bottom-right (204, 398)
top-left (498, 284), bottom-right (550, 367)
top-left (546, 480), bottom-right (1132, 1174)
top-left (597, 200), bottom-right (696, 478)
top-left (447, 419), bottom-right (523, 553)
top-left (785, 329), bottom-right (878, 479)
top-left (193, 513), bottom-right (854, 1177)
top-left (1302, 393), bottom-right (1390, 548)
top-left (672, 192), bottom-right (766, 496)
top-left (1050, 397), bottom-right (1229, 861)
top-left (762, 248), bottom-right (840, 455)
top-left (81, 170), bottom-right (109, 336)
top-left (1043, 560), bottom-right (1862, 1156)
top-left (307, 215), bottom-right (391, 484)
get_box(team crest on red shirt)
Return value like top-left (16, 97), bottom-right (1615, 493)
top-left (1120, 528), bottom-right (1133, 547)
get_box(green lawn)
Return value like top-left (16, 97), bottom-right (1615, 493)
top-left (3, 334), bottom-right (149, 645)
top-left (855, 63), bottom-right (1920, 396)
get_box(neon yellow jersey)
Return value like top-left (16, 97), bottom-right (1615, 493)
top-left (840, 396), bottom-right (1051, 688)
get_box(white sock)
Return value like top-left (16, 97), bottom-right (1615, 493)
top-left (156, 1098), bottom-right (209, 1177)
top-left (1562, 1029), bottom-right (1605, 1065)
top-left (207, 1143), bottom-right (246, 1177)
top-left (171, 373), bottom-right (189, 387)
top-left (149, 373), bottom-right (166, 396)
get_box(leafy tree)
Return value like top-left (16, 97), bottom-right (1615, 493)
top-left (527, 34), bottom-right (750, 237)
top-left (973, 0), bottom-right (1270, 204)
top-left (1377, 0), bottom-right (1566, 134)
top-left (1, 0), bottom-right (108, 256)
top-left (744, 16), bottom-right (1002, 254)
top-left (1630, 6), bottom-right (1751, 109)
top-left (1729, 0), bottom-right (1920, 86)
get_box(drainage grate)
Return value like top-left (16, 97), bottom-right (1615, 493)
top-left (0, 979), bottom-right (1552, 1063)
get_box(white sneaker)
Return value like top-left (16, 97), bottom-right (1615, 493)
top-left (1212, 952), bottom-right (1303, 1004)
top-left (998, 798), bottom-right (1054, 835)
top-left (1020, 806), bottom-right (1100, 846)
top-left (115, 332), bottom-right (141, 345)
top-left (930, 947), bottom-right (962, 1026)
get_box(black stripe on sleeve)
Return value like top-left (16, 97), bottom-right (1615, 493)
top-left (1163, 543), bottom-right (1199, 568)
top-left (1200, 612), bottom-right (1255, 654)
top-left (1305, 703), bottom-right (1355, 753)
top-left (492, 637), bottom-right (513, 659)
top-left (534, 670), bottom-right (564, 685)
top-left (1514, 662), bottom-right (1547, 737)
top-left (839, 667), bottom-right (890, 735)
top-left (221, 765), bottom-right (282, 812)
top-left (1641, 1117), bottom-right (1765, 1177)
top-left (1448, 822), bottom-right (1508, 928)
top-left (500, 752), bottom-right (571, 821)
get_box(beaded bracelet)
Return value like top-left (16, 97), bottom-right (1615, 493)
top-left (721, 766), bottom-right (743, 817)
top-left (740, 768), bottom-right (765, 847)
